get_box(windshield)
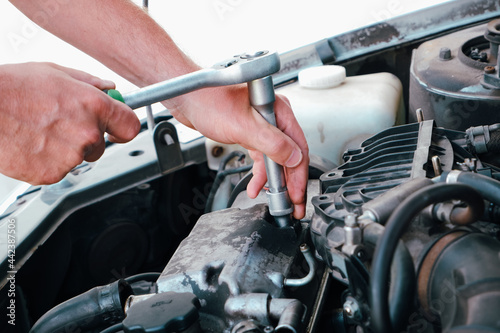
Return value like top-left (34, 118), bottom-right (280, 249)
top-left (0, 0), bottom-right (452, 210)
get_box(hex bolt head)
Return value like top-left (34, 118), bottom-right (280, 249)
top-left (343, 297), bottom-right (362, 321)
top-left (439, 47), bottom-right (452, 60)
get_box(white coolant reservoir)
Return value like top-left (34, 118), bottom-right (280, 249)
top-left (277, 65), bottom-right (404, 166)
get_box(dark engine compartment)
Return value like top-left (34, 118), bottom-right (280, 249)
top-left (2, 3), bottom-right (500, 333)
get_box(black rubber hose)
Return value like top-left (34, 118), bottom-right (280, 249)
top-left (30, 279), bottom-right (132, 333)
top-left (487, 130), bottom-right (500, 152)
top-left (370, 183), bottom-right (484, 333)
top-left (205, 151), bottom-right (251, 213)
top-left (362, 178), bottom-right (434, 224)
top-left (363, 223), bottom-right (415, 332)
top-left (226, 171), bottom-right (253, 208)
top-left (100, 323), bottom-right (124, 333)
top-left (125, 272), bottom-right (161, 284)
top-left (438, 171), bottom-right (500, 206)
top-left (205, 164), bottom-right (253, 212)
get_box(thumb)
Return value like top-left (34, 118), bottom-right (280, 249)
top-left (250, 113), bottom-right (303, 168)
top-left (102, 98), bottom-right (141, 143)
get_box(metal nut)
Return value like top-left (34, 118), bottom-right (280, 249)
top-left (439, 47), bottom-right (452, 60)
top-left (485, 66), bottom-right (496, 74)
top-left (343, 296), bottom-right (363, 322)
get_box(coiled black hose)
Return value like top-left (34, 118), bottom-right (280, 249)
top-left (370, 183), bottom-right (484, 333)
top-left (30, 279), bottom-right (132, 333)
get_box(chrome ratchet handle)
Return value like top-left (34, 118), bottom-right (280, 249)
top-left (111, 51), bottom-right (293, 226)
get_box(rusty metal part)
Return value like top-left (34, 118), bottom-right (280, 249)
top-left (431, 200), bottom-right (483, 226)
top-left (450, 205), bottom-right (478, 225)
top-left (485, 65), bottom-right (496, 74)
top-left (417, 231), bottom-right (468, 315)
top-left (409, 21), bottom-right (500, 130)
top-left (328, 0), bottom-right (500, 65)
top-left (417, 232), bottom-right (500, 332)
top-left (211, 146), bottom-right (224, 158)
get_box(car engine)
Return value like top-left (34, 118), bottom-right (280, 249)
top-left (2, 3), bottom-right (500, 333)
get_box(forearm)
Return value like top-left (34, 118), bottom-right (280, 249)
top-left (9, 0), bottom-right (199, 89)
top-left (8, 0), bottom-right (309, 213)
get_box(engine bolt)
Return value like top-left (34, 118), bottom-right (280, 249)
top-left (439, 47), bottom-right (452, 60)
top-left (485, 66), bottom-right (496, 74)
top-left (212, 146), bottom-right (224, 157)
top-left (343, 296), bottom-right (363, 321)
top-left (263, 326), bottom-right (274, 333)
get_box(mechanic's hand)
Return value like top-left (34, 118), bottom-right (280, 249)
top-left (167, 85), bottom-right (309, 220)
top-left (0, 62), bottom-right (140, 185)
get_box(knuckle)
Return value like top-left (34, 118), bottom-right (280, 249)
top-left (82, 92), bottom-right (108, 112)
top-left (80, 127), bottom-right (103, 148)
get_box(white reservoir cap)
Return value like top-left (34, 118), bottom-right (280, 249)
top-left (298, 65), bottom-right (346, 89)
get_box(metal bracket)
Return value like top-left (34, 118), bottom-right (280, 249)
top-left (153, 121), bottom-right (184, 174)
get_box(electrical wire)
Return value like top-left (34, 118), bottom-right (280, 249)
top-left (226, 171), bottom-right (253, 208)
top-left (204, 151), bottom-right (251, 213)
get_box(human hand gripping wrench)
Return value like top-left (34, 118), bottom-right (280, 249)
top-left (107, 51), bottom-right (294, 227)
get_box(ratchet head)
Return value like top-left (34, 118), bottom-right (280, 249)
top-left (210, 51), bottom-right (281, 85)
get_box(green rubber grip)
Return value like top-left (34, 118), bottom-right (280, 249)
top-left (107, 89), bottom-right (125, 103)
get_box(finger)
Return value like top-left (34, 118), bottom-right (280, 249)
top-left (49, 62), bottom-right (116, 90)
top-left (248, 149), bottom-right (307, 219)
top-left (279, 94), bottom-right (292, 109)
top-left (246, 113), bottom-right (303, 169)
top-left (101, 99), bottom-right (141, 143)
top-left (274, 95), bottom-right (308, 154)
top-left (84, 136), bottom-right (106, 162)
top-left (293, 203), bottom-right (306, 220)
top-left (274, 94), bottom-right (309, 219)
top-left (247, 150), bottom-right (267, 198)
top-left (287, 164), bottom-right (308, 219)
top-left (107, 134), bottom-right (128, 144)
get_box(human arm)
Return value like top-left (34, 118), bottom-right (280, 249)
top-left (9, 0), bottom-right (309, 218)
